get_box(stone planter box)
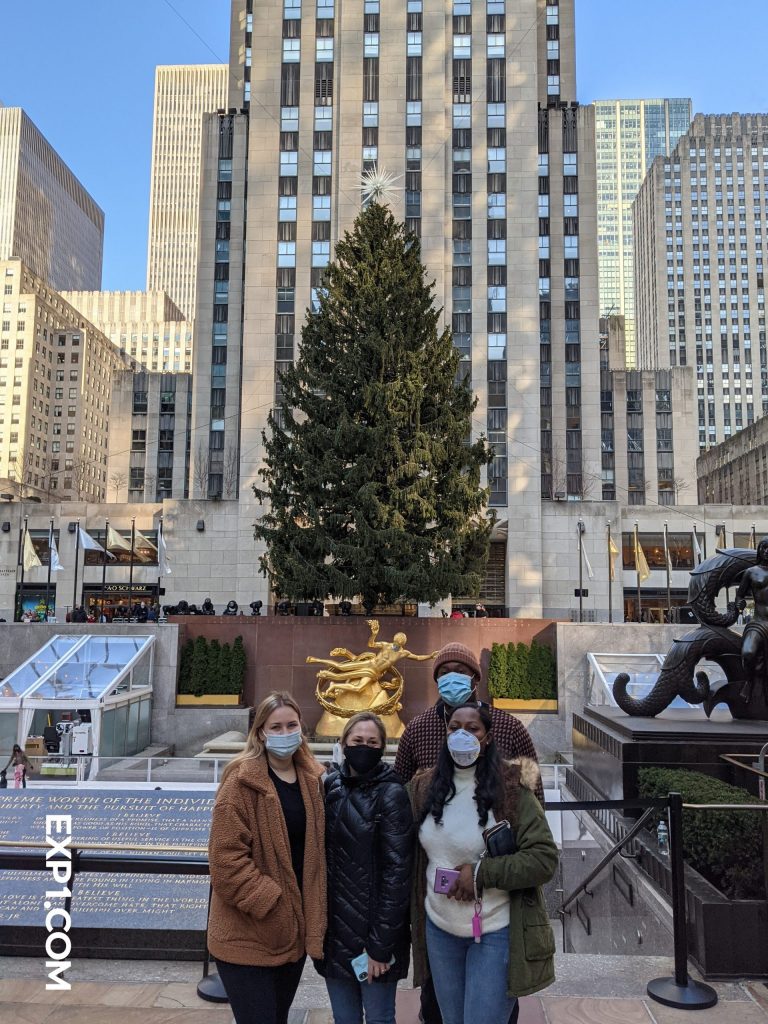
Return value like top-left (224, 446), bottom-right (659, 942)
top-left (492, 698), bottom-right (558, 713)
top-left (176, 694), bottom-right (241, 707)
top-left (637, 833), bottom-right (768, 979)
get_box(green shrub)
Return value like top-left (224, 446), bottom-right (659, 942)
top-left (487, 643), bottom-right (509, 698)
top-left (527, 641), bottom-right (557, 700)
top-left (638, 767), bottom-right (766, 900)
top-left (177, 639), bottom-right (195, 694)
top-left (230, 635), bottom-right (247, 695)
top-left (219, 642), bottom-right (233, 695)
top-left (190, 636), bottom-right (209, 697)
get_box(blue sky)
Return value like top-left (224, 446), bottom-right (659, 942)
top-left (0, 1), bottom-right (766, 292)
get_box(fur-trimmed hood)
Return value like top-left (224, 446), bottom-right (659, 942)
top-left (506, 755), bottom-right (541, 793)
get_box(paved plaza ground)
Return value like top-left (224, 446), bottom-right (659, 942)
top-left (1, 953), bottom-right (766, 1024)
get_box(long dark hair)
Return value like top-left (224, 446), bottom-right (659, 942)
top-left (421, 702), bottom-right (503, 828)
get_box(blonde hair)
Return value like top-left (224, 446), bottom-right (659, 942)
top-left (221, 691), bottom-right (307, 783)
top-left (340, 711), bottom-right (386, 748)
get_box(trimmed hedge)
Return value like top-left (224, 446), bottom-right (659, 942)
top-left (177, 635), bottom-right (247, 697)
top-left (638, 767), bottom-right (766, 900)
top-left (487, 640), bottom-right (557, 701)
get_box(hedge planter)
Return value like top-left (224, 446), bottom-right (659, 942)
top-left (176, 694), bottom-right (242, 707)
top-left (492, 698), bottom-right (558, 713)
top-left (637, 834), bottom-right (768, 978)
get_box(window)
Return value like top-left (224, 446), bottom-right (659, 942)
top-left (316, 38), bottom-right (333, 61)
top-left (131, 430), bottom-right (146, 452)
top-left (487, 103), bottom-right (505, 129)
top-left (453, 104), bottom-right (471, 129)
top-left (488, 193), bottom-right (505, 218)
top-left (313, 195), bottom-right (331, 220)
top-left (487, 35), bottom-right (504, 57)
top-left (281, 107), bottom-right (299, 132)
top-left (363, 102), bottom-right (378, 127)
top-left (312, 241), bottom-right (330, 267)
top-left (407, 32), bottom-right (422, 56)
top-left (313, 150), bottom-right (331, 175)
top-left (488, 148), bottom-right (506, 173)
top-left (453, 36), bottom-right (471, 59)
top-left (283, 38), bottom-right (300, 62)
top-left (488, 239), bottom-right (506, 265)
top-left (563, 153), bottom-right (577, 176)
top-left (279, 196), bottom-right (297, 221)
top-left (314, 106), bottom-right (332, 131)
top-left (407, 101), bottom-right (422, 126)
top-left (280, 151), bottom-right (298, 176)
top-left (364, 33), bottom-right (379, 57)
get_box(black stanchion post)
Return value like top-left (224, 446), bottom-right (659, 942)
top-left (197, 881), bottom-right (228, 1004)
top-left (647, 793), bottom-right (717, 1010)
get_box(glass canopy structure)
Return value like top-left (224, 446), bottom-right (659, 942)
top-left (0, 634), bottom-right (155, 764)
top-left (586, 652), bottom-right (727, 714)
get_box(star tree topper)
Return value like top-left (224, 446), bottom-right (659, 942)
top-left (360, 166), bottom-right (402, 206)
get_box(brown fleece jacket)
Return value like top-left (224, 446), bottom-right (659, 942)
top-left (207, 746), bottom-right (327, 966)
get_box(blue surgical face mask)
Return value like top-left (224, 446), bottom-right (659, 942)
top-left (437, 672), bottom-right (474, 707)
top-left (264, 730), bottom-right (303, 758)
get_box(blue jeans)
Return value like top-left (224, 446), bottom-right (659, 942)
top-left (426, 918), bottom-right (518, 1024)
top-left (325, 975), bottom-right (398, 1024)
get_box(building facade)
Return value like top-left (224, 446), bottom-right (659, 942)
top-left (634, 113), bottom-right (768, 450)
top-left (0, 108), bottom-right (104, 291)
top-left (599, 315), bottom-right (697, 505)
top-left (0, 259), bottom-right (127, 502)
top-left (697, 413), bottom-right (768, 505)
top-left (60, 290), bottom-right (193, 373)
top-left (593, 98), bottom-right (691, 367)
top-left (191, 0), bottom-right (601, 616)
top-left (107, 371), bottom-right (192, 503)
top-left (146, 66), bottom-right (230, 319)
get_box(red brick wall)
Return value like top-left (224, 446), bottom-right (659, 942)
top-left (170, 616), bottom-right (556, 732)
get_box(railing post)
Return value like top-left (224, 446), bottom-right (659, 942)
top-left (647, 793), bottom-right (718, 1010)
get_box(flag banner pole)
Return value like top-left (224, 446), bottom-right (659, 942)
top-left (635, 523), bottom-right (642, 623)
top-left (607, 522), bottom-right (613, 624)
top-left (100, 518), bottom-right (109, 620)
top-left (128, 517), bottom-right (136, 618)
top-left (72, 520), bottom-right (80, 613)
top-left (664, 521), bottom-right (671, 619)
top-left (17, 515), bottom-right (28, 621)
top-left (45, 517), bottom-right (53, 619)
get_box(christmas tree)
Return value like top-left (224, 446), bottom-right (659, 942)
top-left (254, 202), bottom-right (492, 608)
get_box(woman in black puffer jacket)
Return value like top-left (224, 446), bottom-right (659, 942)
top-left (316, 711), bottom-right (414, 1024)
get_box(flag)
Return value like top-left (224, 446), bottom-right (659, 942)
top-left (158, 529), bottom-right (172, 576)
top-left (579, 525), bottom-right (594, 580)
top-left (748, 529), bottom-right (756, 550)
top-left (663, 530), bottom-right (673, 573)
top-left (49, 534), bottom-right (64, 572)
top-left (634, 528), bottom-right (650, 582)
top-left (133, 528), bottom-right (157, 562)
top-left (692, 530), bottom-right (703, 564)
top-left (23, 530), bottom-right (41, 571)
top-left (106, 524), bottom-right (132, 552)
top-left (716, 526), bottom-right (726, 550)
top-left (79, 528), bottom-right (114, 557)
top-left (608, 534), bottom-right (620, 582)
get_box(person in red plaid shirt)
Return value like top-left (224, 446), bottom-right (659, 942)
top-left (395, 640), bottom-right (543, 1024)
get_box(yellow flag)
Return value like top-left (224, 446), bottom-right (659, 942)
top-left (106, 524), bottom-right (132, 552)
top-left (716, 526), bottom-right (726, 550)
top-left (634, 528), bottom-right (650, 582)
top-left (608, 535), bottom-right (620, 582)
top-left (23, 530), bottom-right (42, 571)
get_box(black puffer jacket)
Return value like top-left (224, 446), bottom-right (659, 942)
top-left (316, 761), bottom-right (414, 982)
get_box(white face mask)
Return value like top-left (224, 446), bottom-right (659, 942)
top-left (447, 728), bottom-right (481, 767)
top-left (263, 730), bottom-right (303, 758)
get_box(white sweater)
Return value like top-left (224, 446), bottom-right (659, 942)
top-left (418, 765), bottom-right (510, 937)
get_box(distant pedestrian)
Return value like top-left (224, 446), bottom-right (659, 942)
top-left (3, 744), bottom-right (33, 788)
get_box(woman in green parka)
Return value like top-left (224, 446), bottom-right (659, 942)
top-left (409, 701), bottom-right (557, 1024)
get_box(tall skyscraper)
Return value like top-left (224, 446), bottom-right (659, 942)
top-left (193, 0), bottom-right (601, 616)
top-left (0, 107), bottom-right (104, 291)
top-left (593, 98), bottom-right (692, 367)
top-left (635, 113), bottom-right (768, 450)
top-left (146, 65), bottom-right (229, 319)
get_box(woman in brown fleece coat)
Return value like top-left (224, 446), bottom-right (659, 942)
top-left (208, 691), bottom-right (327, 1024)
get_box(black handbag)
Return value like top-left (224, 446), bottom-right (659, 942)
top-left (483, 819), bottom-right (517, 857)
top-left (0, 770), bottom-right (7, 789)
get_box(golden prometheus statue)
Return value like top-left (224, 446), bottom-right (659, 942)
top-left (309, 619), bottom-right (438, 738)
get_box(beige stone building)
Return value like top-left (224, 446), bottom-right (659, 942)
top-left (697, 414), bottom-right (768, 505)
top-left (600, 315), bottom-right (698, 506)
top-left (634, 113), bottom-right (768, 451)
top-left (593, 98), bottom-right (691, 367)
top-left (0, 107), bottom-right (104, 291)
top-left (146, 66), bottom-right (229, 319)
top-left (60, 289), bottom-right (193, 373)
top-left (0, 259), bottom-right (128, 501)
top-left (107, 371), bottom-right (192, 503)
top-left (192, 0), bottom-right (602, 617)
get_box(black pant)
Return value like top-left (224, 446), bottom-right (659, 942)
top-left (421, 972), bottom-right (519, 1024)
top-left (216, 954), bottom-right (306, 1024)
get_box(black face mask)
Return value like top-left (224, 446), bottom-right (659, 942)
top-left (344, 744), bottom-right (384, 775)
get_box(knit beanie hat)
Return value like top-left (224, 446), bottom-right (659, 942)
top-left (433, 642), bottom-right (482, 682)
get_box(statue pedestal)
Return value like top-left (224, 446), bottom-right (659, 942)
top-left (314, 708), bottom-right (405, 739)
top-left (573, 705), bottom-right (768, 803)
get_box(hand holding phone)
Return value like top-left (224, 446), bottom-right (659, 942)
top-left (433, 867), bottom-right (460, 894)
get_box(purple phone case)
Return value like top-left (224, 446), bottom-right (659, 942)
top-left (434, 868), bottom-right (460, 893)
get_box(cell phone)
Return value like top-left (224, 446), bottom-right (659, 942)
top-left (433, 867), bottom-right (460, 894)
top-left (350, 951), bottom-right (395, 982)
